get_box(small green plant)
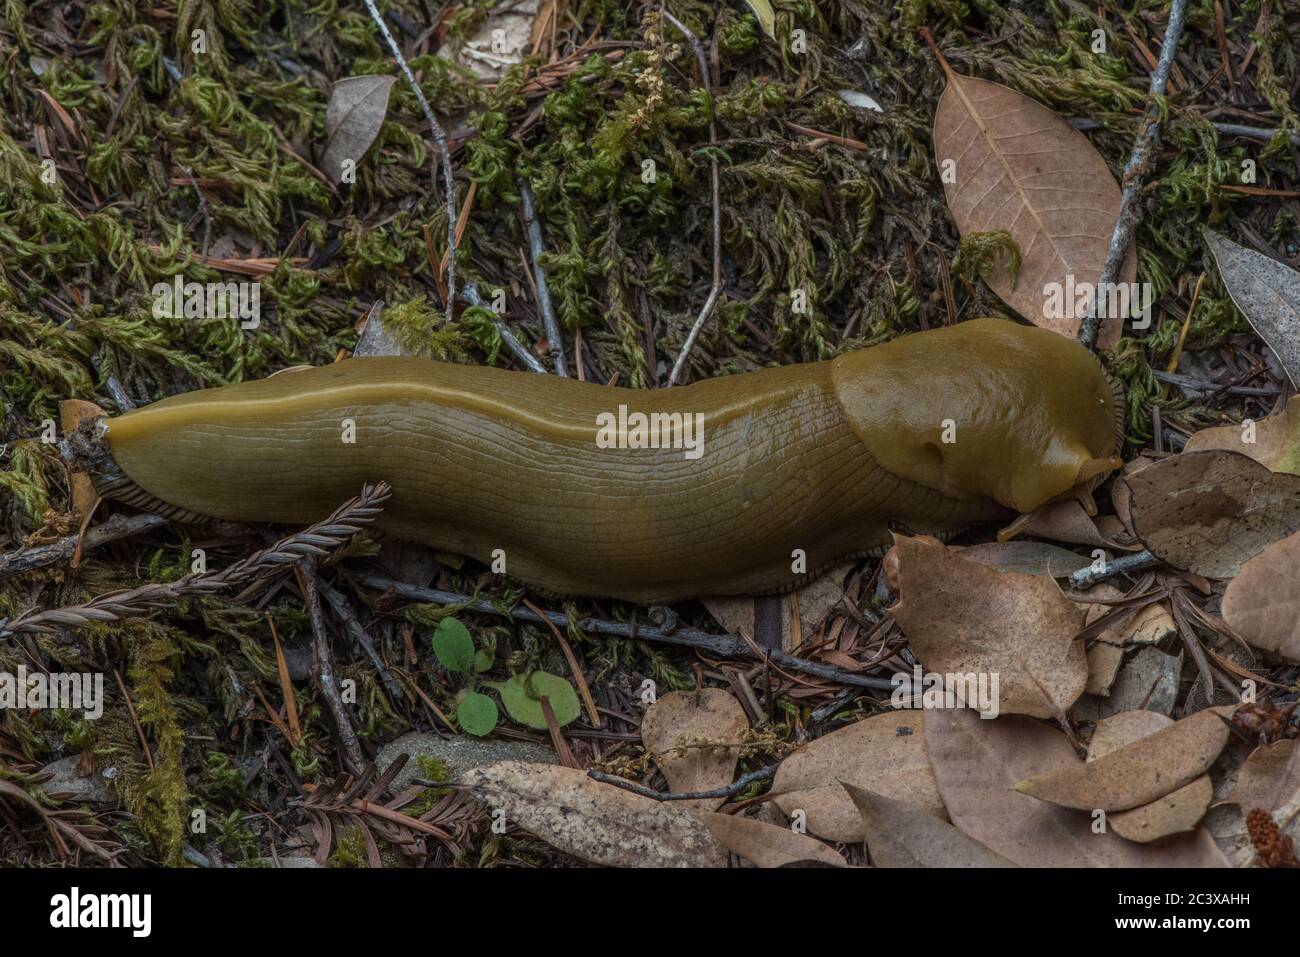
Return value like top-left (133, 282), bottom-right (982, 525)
top-left (431, 617), bottom-right (498, 736)
top-left (487, 670), bottom-right (581, 730)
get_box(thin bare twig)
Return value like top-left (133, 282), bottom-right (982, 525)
top-left (362, 0), bottom-right (458, 323)
top-left (318, 576), bottom-right (406, 703)
top-left (301, 557), bottom-right (367, 774)
top-left (0, 512), bottom-right (169, 583)
top-left (0, 484), bottom-right (391, 638)
top-left (1068, 549), bottom-right (1160, 589)
top-left (587, 764), bottom-right (776, 801)
top-left (517, 179), bottom-right (567, 375)
top-left (1078, 0), bottom-right (1189, 350)
top-left (664, 9), bottom-right (722, 387)
top-left (358, 573), bottom-right (898, 691)
top-left (463, 281), bottom-right (547, 373)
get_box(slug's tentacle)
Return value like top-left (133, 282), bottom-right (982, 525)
top-left (74, 318), bottom-right (1121, 603)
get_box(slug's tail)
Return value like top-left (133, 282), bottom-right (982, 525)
top-left (60, 416), bottom-right (211, 524)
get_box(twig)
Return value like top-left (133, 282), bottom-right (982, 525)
top-left (362, 0), bottom-right (457, 323)
top-left (0, 484), bottom-right (391, 638)
top-left (318, 577), bottom-right (406, 703)
top-left (462, 281), bottom-right (547, 373)
top-left (1068, 549), bottom-right (1159, 589)
top-left (358, 573), bottom-right (898, 690)
top-left (1078, 0), bottom-right (1189, 351)
top-left (1211, 122), bottom-right (1300, 147)
top-left (0, 512), bottom-right (168, 583)
top-left (663, 9), bottom-right (722, 387)
top-left (517, 179), bottom-right (567, 375)
top-left (587, 764), bottom-right (776, 801)
top-left (300, 558), bottom-right (367, 774)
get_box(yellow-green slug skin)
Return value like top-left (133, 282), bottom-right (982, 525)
top-left (97, 318), bottom-right (1117, 603)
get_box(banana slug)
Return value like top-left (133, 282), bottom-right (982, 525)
top-left (70, 318), bottom-right (1121, 603)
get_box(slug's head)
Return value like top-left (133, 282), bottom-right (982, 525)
top-left (831, 318), bottom-right (1123, 516)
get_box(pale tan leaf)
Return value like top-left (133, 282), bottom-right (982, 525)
top-left (1184, 395), bottom-right (1300, 475)
top-left (934, 72), bottom-right (1132, 345)
top-left (1222, 528), bottom-right (1300, 662)
top-left (461, 761), bottom-right (727, 867)
top-left (1125, 449), bottom-right (1300, 578)
top-left (698, 812), bottom-right (847, 868)
top-left (841, 782), bottom-right (1014, 868)
top-left (640, 688), bottom-right (749, 811)
top-left (703, 563), bottom-right (853, 654)
top-left (1227, 739), bottom-right (1300, 815)
top-left (891, 536), bottom-right (1088, 717)
top-left (1086, 711), bottom-right (1213, 842)
top-left (320, 75), bottom-right (396, 184)
top-left (1015, 707), bottom-right (1234, 811)
top-left (1203, 229), bottom-right (1300, 387)
top-left (771, 710), bottom-right (944, 842)
top-left (924, 708), bottom-right (1228, 867)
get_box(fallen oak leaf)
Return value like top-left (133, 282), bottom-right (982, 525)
top-left (697, 811), bottom-right (848, 868)
top-left (1086, 711), bottom-right (1213, 843)
top-left (460, 761), bottom-right (727, 867)
top-left (1015, 706), bottom-right (1235, 812)
top-left (1184, 394), bottom-right (1300, 476)
top-left (841, 781), bottom-right (1014, 868)
top-left (1124, 449), bottom-right (1300, 578)
top-left (1227, 739), bottom-right (1300, 816)
top-left (1221, 528), bottom-right (1300, 662)
top-left (320, 75), bottom-right (396, 184)
top-left (770, 710), bottom-right (945, 842)
top-left (640, 688), bottom-right (750, 811)
top-left (1203, 229), bottom-right (1300, 388)
top-left (890, 536), bottom-right (1088, 717)
top-left (924, 707), bottom-right (1228, 867)
top-left (931, 62), bottom-right (1133, 345)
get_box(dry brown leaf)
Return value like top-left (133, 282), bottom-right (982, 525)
top-left (1125, 450), bottom-right (1300, 578)
top-left (1203, 229), bottom-right (1300, 388)
top-left (771, 710), bottom-right (944, 842)
top-left (461, 761), bottom-right (727, 867)
top-left (1087, 711), bottom-right (1213, 842)
top-left (933, 71), bottom-right (1132, 345)
top-left (640, 688), bottom-right (750, 811)
top-left (1018, 499), bottom-right (1117, 548)
top-left (841, 782), bottom-right (1014, 868)
top-left (320, 75), bottom-right (396, 184)
top-left (958, 540), bottom-right (1092, 577)
top-left (924, 708), bottom-right (1228, 867)
top-left (59, 399), bottom-right (104, 522)
top-left (1016, 706), bottom-right (1234, 811)
top-left (1227, 739), bottom-right (1300, 815)
top-left (891, 536), bottom-right (1088, 717)
top-left (1185, 395), bottom-right (1300, 475)
top-left (698, 811), bottom-right (847, 868)
top-left (1222, 528), bottom-right (1300, 662)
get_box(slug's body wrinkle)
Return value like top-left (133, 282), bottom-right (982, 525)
top-left (92, 319), bottom-right (1118, 603)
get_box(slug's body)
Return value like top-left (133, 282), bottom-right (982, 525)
top-left (84, 319), bottom-right (1119, 603)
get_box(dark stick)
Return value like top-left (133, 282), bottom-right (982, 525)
top-left (1077, 0), bottom-right (1189, 351)
top-left (518, 180), bottom-right (567, 376)
top-left (0, 512), bottom-right (168, 583)
top-left (1068, 549), bottom-right (1159, 589)
top-left (664, 9), bottom-right (723, 387)
top-left (317, 576), bottom-right (406, 703)
top-left (357, 573), bottom-right (899, 691)
top-left (301, 557), bottom-right (367, 774)
top-left (587, 764), bottom-right (776, 802)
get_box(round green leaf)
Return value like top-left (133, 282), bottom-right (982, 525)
top-left (457, 692), bottom-right (499, 737)
top-left (473, 647), bottom-right (494, 673)
top-left (492, 671), bottom-right (580, 730)
top-left (432, 617), bottom-right (475, 674)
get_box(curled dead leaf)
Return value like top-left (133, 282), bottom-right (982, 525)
top-left (640, 688), bottom-right (750, 811)
top-left (1185, 395), bottom-right (1300, 476)
top-left (890, 536), bottom-right (1088, 717)
top-left (841, 781), bottom-right (1014, 868)
top-left (771, 710), bottom-right (944, 842)
top-left (1015, 706), bottom-right (1234, 812)
top-left (1124, 449), bottom-right (1300, 578)
top-left (1087, 711), bottom-right (1213, 842)
top-left (698, 811), bottom-right (847, 868)
top-left (320, 75), bottom-right (396, 184)
top-left (1203, 229), bottom-right (1300, 388)
top-left (1222, 528), bottom-right (1300, 662)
